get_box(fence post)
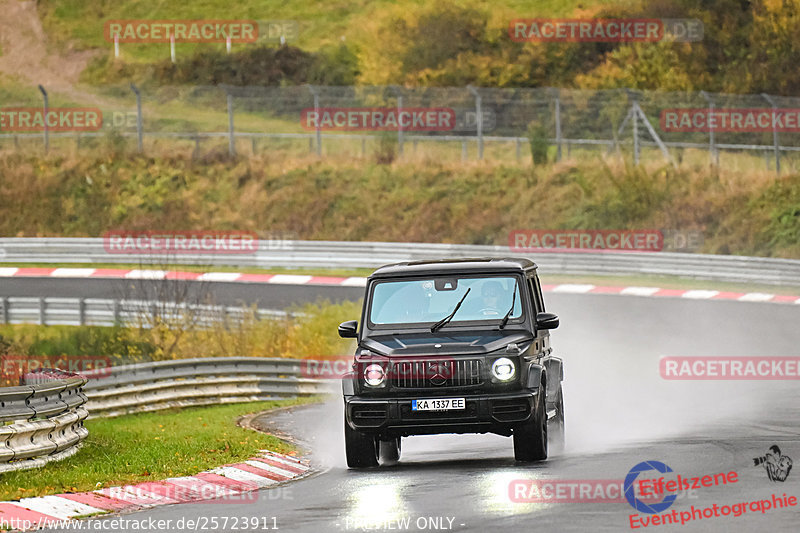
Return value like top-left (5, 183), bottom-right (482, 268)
top-left (227, 91), bottom-right (236, 157)
top-left (39, 297), bottom-right (45, 325)
top-left (78, 298), bottom-right (85, 326)
top-left (700, 91), bottom-right (718, 166)
top-left (170, 34), bottom-right (176, 63)
top-left (632, 101), bottom-right (640, 165)
top-left (390, 86), bottom-right (404, 157)
top-left (467, 85), bottom-right (483, 160)
top-left (305, 85), bottom-right (321, 157)
top-left (38, 85), bottom-right (48, 154)
top-left (130, 83), bottom-right (143, 153)
top-left (761, 93), bottom-right (781, 175)
top-left (1, 297), bottom-right (6, 324)
top-left (553, 88), bottom-right (562, 162)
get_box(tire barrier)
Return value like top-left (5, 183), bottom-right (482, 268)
top-left (0, 372), bottom-right (89, 473)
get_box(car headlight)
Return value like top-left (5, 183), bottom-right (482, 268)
top-left (491, 357), bottom-right (516, 381)
top-left (363, 364), bottom-right (386, 387)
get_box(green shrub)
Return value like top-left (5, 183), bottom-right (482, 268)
top-left (527, 123), bottom-right (549, 166)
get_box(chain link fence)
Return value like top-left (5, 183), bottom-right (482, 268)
top-left (3, 85), bottom-right (800, 172)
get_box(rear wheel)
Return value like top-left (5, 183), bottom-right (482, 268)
top-left (549, 386), bottom-right (565, 454)
top-left (345, 418), bottom-right (379, 468)
top-left (378, 437), bottom-right (401, 465)
top-left (513, 389), bottom-right (548, 462)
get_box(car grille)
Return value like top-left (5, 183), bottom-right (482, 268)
top-left (391, 359), bottom-right (483, 388)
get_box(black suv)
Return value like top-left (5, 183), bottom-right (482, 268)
top-left (339, 258), bottom-right (564, 468)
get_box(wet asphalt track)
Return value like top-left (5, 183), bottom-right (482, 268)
top-left (30, 280), bottom-right (800, 533)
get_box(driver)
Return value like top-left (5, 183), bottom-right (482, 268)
top-left (479, 281), bottom-right (504, 316)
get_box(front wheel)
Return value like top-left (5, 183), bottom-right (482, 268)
top-left (513, 390), bottom-right (548, 462)
top-left (345, 418), bottom-right (379, 468)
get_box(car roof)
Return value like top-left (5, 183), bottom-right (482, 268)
top-left (369, 257), bottom-right (537, 279)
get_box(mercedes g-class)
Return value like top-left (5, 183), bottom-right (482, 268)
top-left (339, 258), bottom-right (564, 468)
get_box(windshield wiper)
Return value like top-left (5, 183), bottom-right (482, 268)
top-left (430, 287), bottom-right (471, 333)
top-left (499, 282), bottom-right (518, 329)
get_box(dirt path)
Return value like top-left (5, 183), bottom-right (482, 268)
top-left (0, 0), bottom-right (96, 97)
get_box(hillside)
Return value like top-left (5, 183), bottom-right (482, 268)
top-left (0, 150), bottom-right (797, 259)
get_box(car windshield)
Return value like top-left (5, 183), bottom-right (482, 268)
top-left (369, 275), bottom-right (523, 327)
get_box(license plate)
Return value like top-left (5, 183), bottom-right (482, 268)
top-left (412, 398), bottom-right (465, 411)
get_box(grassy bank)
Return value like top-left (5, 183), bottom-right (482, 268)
top-left (0, 151), bottom-right (798, 258)
top-left (0, 398), bottom-right (315, 501)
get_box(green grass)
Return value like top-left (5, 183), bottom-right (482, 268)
top-left (0, 397), bottom-right (317, 501)
top-left (38, 0), bottom-right (618, 59)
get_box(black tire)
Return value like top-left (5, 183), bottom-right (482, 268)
top-left (549, 386), bottom-right (565, 454)
top-left (345, 418), bottom-right (379, 468)
top-left (378, 437), bottom-right (401, 465)
top-left (513, 389), bottom-right (548, 462)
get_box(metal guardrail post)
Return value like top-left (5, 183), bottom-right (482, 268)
top-left (130, 83), bottom-right (143, 153)
top-left (467, 85), bottom-right (483, 160)
top-left (37, 85), bottom-right (48, 154)
top-left (39, 297), bottom-right (45, 325)
top-left (78, 298), bottom-right (85, 326)
top-left (1, 297), bottom-right (6, 324)
top-left (761, 93), bottom-right (781, 175)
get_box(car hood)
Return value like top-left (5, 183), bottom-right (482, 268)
top-left (360, 330), bottom-right (533, 357)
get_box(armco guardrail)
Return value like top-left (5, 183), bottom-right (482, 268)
top-left (0, 297), bottom-right (290, 327)
top-left (1, 238), bottom-right (800, 286)
top-left (82, 357), bottom-right (331, 418)
top-left (0, 358), bottom-right (330, 471)
top-left (0, 372), bottom-right (89, 473)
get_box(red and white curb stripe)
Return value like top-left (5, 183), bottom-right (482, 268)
top-left (541, 283), bottom-right (800, 304)
top-left (0, 267), bottom-right (798, 305)
top-left (0, 451), bottom-right (310, 530)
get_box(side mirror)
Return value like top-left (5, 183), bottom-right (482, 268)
top-left (536, 312), bottom-right (559, 330)
top-left (338, 320), bottom-right (358, 338)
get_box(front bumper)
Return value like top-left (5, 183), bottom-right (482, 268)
top-left (344, 390), bottom-right (538, 437)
